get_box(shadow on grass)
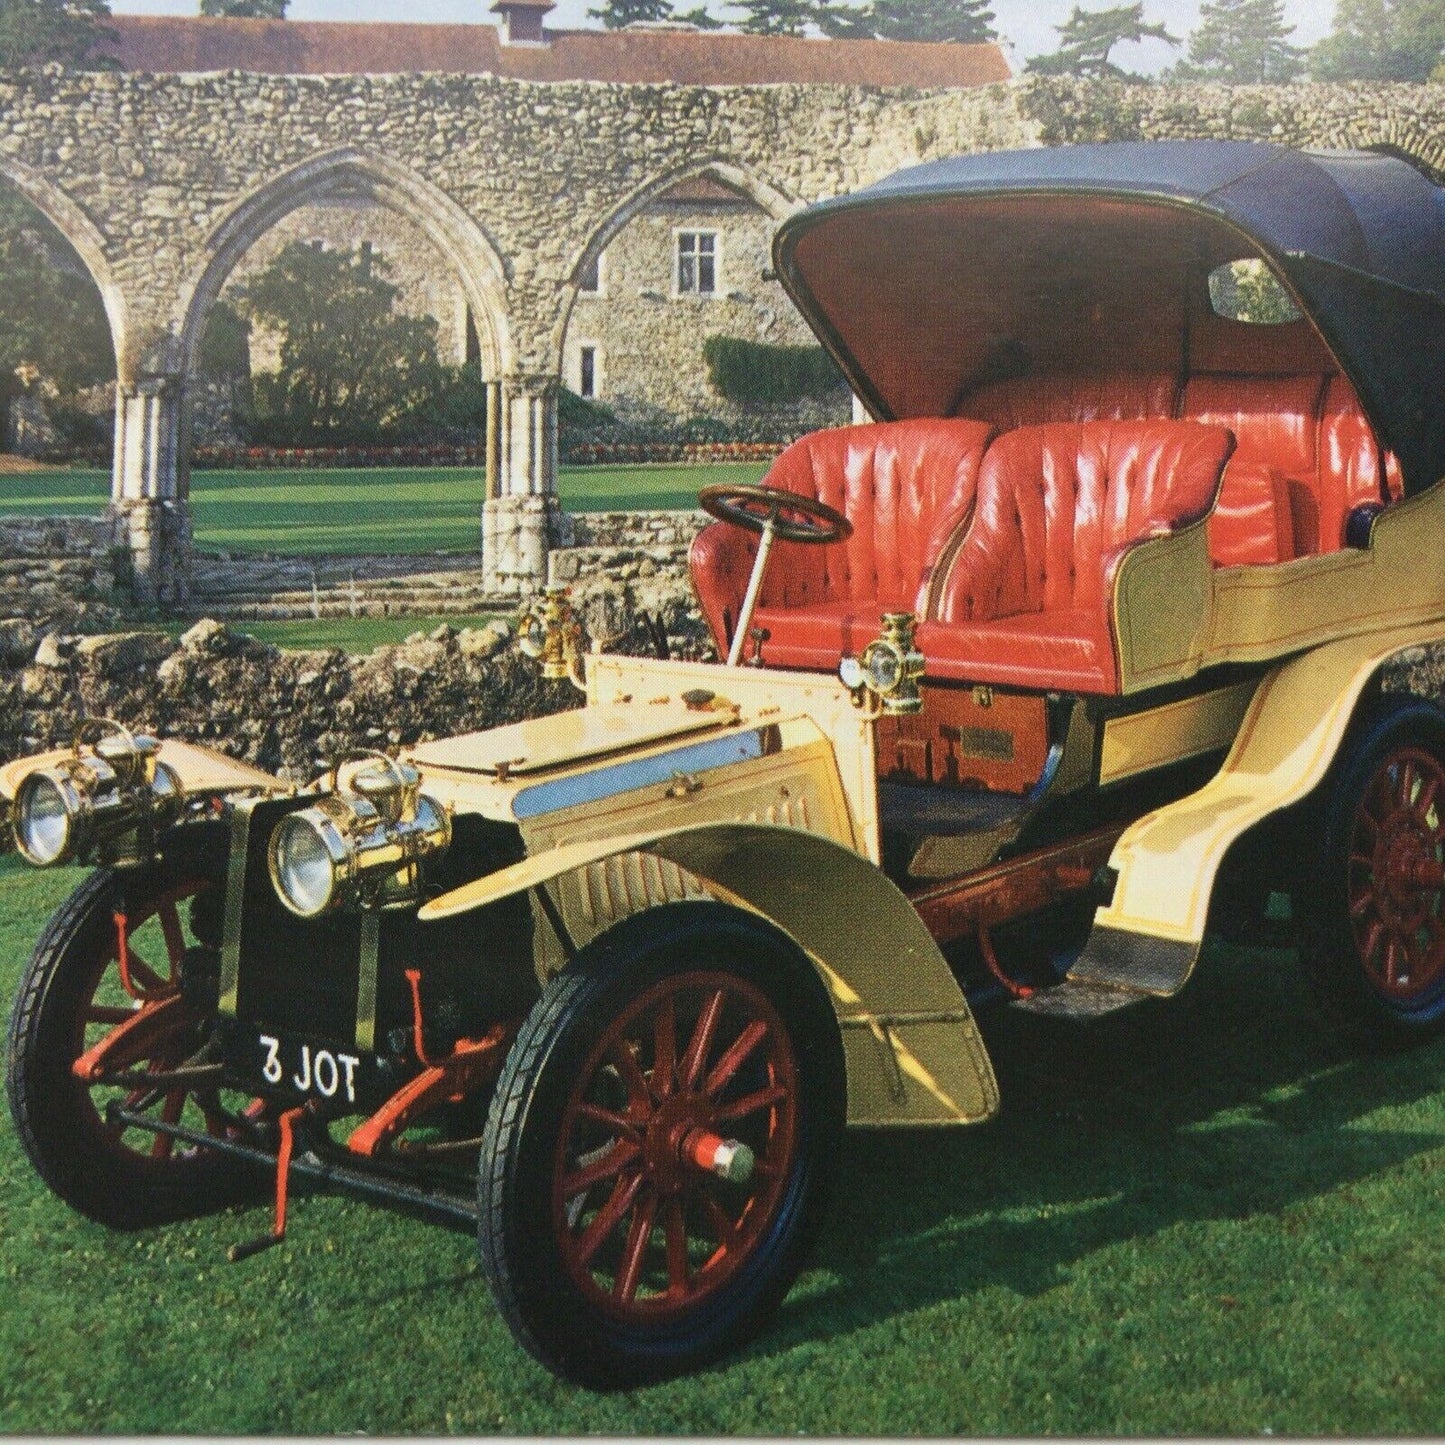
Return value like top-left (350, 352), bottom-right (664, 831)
top-left (764, 936), bottom-right (1445, 1355)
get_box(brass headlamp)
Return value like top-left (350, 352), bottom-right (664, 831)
top-left (12, 719), bottom-right (183, 868)
top-left (268, 752), bottom-right (451, 919)
top-left (839, 612), bottom-right (926, 715)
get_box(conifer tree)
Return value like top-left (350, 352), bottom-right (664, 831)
top-left (817, 0), bottom-right (996, 43)
top-left (1175, 0), bottom-right (1302, 82)
top-left (200, 0), bottom-right (288, 15)
top-left (1311, 0), bottom-right (1445, 82)
top-left (736, 0), bottom-right (818, 37)
top-left (1026, 2), bottom-right (1179, 79)
top-left (588, 0), bottom-right (674, 28)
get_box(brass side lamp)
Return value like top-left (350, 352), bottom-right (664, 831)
top-left (839, 612), bottom-right (926, 715)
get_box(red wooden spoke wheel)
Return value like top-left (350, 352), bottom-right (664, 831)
top-left (551, 970), bottom-right (799, 1321)
top-left (6, 859), bottom-right (261, 1229)
top-left (1347, 745), bottom-right (1445, 1004)
top-left (478, 903), bottom-right (844, 1389)
top-left (1300, 701), bottom-right (1445, 1046)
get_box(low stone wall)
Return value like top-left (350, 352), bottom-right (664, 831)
top-left (565, 509), bottom-right (709, 550)
top-left (0, 516), bottom-right (124, 630)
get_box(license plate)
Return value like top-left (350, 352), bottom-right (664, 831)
top-left (223, 1024), bottom-right (385, 1108)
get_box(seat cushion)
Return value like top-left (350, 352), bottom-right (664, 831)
top-left (917, 611), bottom-right (1117, 694)
top-left (690, 418), bottom-right (994, 661)
top-left (1319, 375), bottom-right (1393, 549)
top-left (746, 602), bottom-right (891, 672)
top-left (959, 373), bottom-right (1179, 431)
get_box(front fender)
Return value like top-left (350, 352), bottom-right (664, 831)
top-left (421, 822), bottom-right (999, 1128)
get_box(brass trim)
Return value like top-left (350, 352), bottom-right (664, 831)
top-left (218, 798), bottom-right (259, 1018)
top-left (355, 908), bottom-right (381, 1053)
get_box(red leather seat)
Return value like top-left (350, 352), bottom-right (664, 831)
top-left (690, 419), bottom-right (994, 668)
top-left (960, 374), bottom-right (1179, 431)
top-left (923, 420), bottom-right (1234, 694)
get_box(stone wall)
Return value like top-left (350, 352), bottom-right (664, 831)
top-left (0, 516), bottom-right (123, 629)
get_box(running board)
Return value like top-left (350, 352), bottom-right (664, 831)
top-left (1067, 923), bottom-right (1198, 996)
top-left (1009, 977), bottom-right (1156, 1019)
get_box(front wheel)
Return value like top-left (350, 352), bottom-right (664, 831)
top-left (6, 857), bottom-right (261, 1228)
top-left (1298, 699), bottom-right (1445, 1047)
top-left (477, 903), bottom-right (845, 1388)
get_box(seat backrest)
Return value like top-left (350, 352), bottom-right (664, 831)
top-left (959, 373), bottom-right (1179, 431)
top-left (1180, 374), bottom-right (1326, 553)
top-left (749, 419), bottom-right (995, 612)
top-left (1319, 375), bottom-right (1398, 549)
top-left (933, 420), bottom-right (1234, 625)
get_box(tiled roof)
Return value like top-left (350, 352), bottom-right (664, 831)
top-left (99, 16), bottom-right (1011, 87)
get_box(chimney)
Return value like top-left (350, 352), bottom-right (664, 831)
top-left (491, 0), bottom-right (554, 45)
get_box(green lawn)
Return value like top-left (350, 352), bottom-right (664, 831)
top-left (0, 462), bottom-right (763, 554)
top-left (238, 615), bottom-right (503, 652)
top-left (3, 852), bottom-right (1445, 1433)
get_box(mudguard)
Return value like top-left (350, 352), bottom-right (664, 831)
top-left (0, 739), bottom-right (288, 802)
top-left (1071, 619), bottom-right (1445, 996)
top-left (420, 822), bottom-right (1000, 1128)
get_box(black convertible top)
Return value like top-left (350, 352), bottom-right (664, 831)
top-left (776, 140), bottom-right (1445, 496)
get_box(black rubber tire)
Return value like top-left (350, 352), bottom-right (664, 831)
top-left (1297, 697), bottom-right (1445, 1049)
top-left (477, 902), bottom-right (845, 1389)
top-left (6, 861), bottom-right (259, 1229)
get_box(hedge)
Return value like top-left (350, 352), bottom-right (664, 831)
top-left (703, 336), bottom-right (845, 405)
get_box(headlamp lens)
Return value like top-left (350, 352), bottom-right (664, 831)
top-left (17, 774), bottom-right (73, 866)
top-left (866, 644), bottom-right (902, 696)
top-left (272, 814), bottom-right (338, 918)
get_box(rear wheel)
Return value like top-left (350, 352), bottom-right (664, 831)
top-left (1299, 699), bottom-right (1445, 1046)
top-left (6, 859), bottom-right (261, 1228)
top-left (478, 903), bottom-right (845, 1388)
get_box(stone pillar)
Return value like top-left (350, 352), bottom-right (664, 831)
top-left (109, 376), bottom-right (191, 607)
top-left (482, 372), bottom-right (565, 594)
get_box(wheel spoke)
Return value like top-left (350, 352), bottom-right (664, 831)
top-left (652, 994), bottom-right (677, 1101)
top-left (150, 1091), bottom-right (185, 1159)
top-left (576, 1169), bottom-right (645, 1266)
top-left (712, 1082), bottom-right (789, 1125)
top-left (664, 1196), bottom-right (690, 1297)
top-left (561, 1137), bottom-right (641, 1200)
top-left (121, 948), bottom-right (169, 997)
top-left (1362, 918), bottom-right (1384, 964)
top-left (1416, 773), bottom-right (1440, 821)
top-left (680, 988), bottom-right (726, 1091)
top-left (703, 1020), bottom-right (770, 1099)
top-left (157, 901), bottom-right (187, 977)
top-left (697, 1189), bottom-right (738, 1249)
top-left (614, 1190), bottom-right (658, 1304)
top-left (1385, 936), bottom-right (1403, 987)
top-left (575, 1101), bottom-right (642, 1143)
top-left (607, 1039), bottom-right (652, 1112)
top-left (85, 1005), bottom-right (138, 1025)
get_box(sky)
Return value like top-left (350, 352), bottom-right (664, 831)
top-left (108, 0), bottom-right (1342, 74)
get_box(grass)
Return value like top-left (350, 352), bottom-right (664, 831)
top-left (0, 462), bottom-right (765, 554)
top-left (3, 851), bottom-right (1445, 1433)
top-left (238, 615), bottom-right (503, 652)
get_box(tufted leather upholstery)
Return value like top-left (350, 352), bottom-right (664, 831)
top-left (924, 420), bottom-right (1234, 694)
top-left (1318, 375), bottom-right (1402, 545)
top-left (961, 373), bottom-right (1179, 432)
top-left (689, 419), bottom-right (994, 667)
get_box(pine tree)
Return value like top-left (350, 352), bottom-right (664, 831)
top-left (737, 0), bottom-right (819, 37)
top-left (674, 3), bottom-right (725, 26)
top-left (200, 0), bottom-right (288, 14)
top-left (1026, 2), bottom-right (1179, 79)
top-left (588, 0), bottom-right (674, 28)
top-left (1175, 0), bottom-right (1302, 82)
top-left (1311, 0), bottom-right (1445, 81)
top-left (0, 0), bottom-right (114, 68)
top-left (817, 0), bottom-right (996, 43)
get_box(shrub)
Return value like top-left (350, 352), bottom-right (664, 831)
top-left (702, 336), bottom-right (845, 405)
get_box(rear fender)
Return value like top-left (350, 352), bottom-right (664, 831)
top-left (1072, 620), bottom-right (1445, 994)
top-left (420, 822), bottom-right (999, 1128)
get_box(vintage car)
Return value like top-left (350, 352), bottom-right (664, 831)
top-left (5, 140), bottom-right (1445, 1388)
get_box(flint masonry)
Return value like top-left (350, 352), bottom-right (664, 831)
top-left (1, 11), bottom-right (1441, 600)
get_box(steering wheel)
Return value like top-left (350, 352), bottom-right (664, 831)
top-left (698, 483), bottom-right (852, 545)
